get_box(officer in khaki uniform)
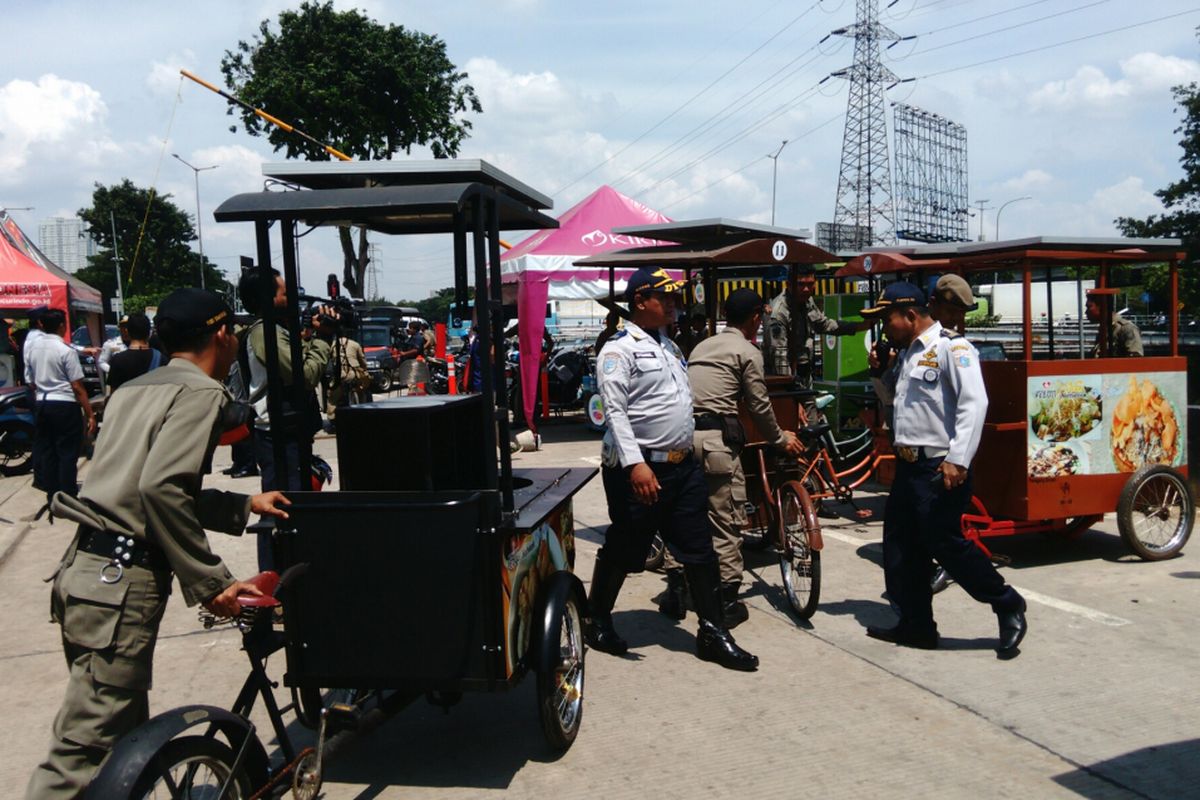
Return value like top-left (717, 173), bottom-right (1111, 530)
top-left (1085, 290), bottom-right (1143, 357)
top-left (762, 266), bottom-right (870, 420)
top-left (659, 289), bottom-right (803, 626)
top-left (27, 289), bottom-right (291, 799)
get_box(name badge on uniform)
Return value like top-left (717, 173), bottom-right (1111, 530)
top-left (634, 351), bottom-right (661, 372)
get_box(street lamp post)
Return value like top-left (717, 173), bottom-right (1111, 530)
top-left (995, 195), bottom-right (1033, 241)
top-left (172, 154), bottom-right (218, 289)
top-left (767, 140), bottom-right (790, 225)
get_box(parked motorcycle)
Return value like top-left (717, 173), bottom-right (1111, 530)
top-left (0, 386), bottom-right (35, 476)
top-left (508, 344), bottom-right (599, 428)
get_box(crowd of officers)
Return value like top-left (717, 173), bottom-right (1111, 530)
top-left (18, 262), bottom-right (1149, 796)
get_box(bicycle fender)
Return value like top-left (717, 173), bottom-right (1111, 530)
top-left (530, 570), bottom-right (587, 675)
top-left (84, 704), bottom-right (270, 798)
top-left (780, 480), bottom-right (824, 551)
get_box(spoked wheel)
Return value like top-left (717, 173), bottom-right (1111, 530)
top-left (1117, 465), bottom-right (1195, 560)
top-left (0, 420), bottom-right (34, 477)
top-left (776, 481), bottom-right (822, 620)
top-left (537, 590), bottom-right (585, 752)
top-left (130, 735), bottom-right (252, 798)
top-left (930, 565), bottom-right (951, 594)
top-left (644, 532), bottom-right (666, 572)
top-left (294, 686), bottom-right (361, 729)
top-left (740, 501), bottom-right (774, 551)
top-left (373, 371), bottom-right (393, 393)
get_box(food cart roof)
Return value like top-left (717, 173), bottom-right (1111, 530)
top-left (837, 236), bottom-right (1184, 277)
top-left (613, 218), bottom-right (811, 243)
top-left (260, 159), bottom-right (553, 211)
top-left (574, 236), bottom-right (834, 269)
top-left (213, 182), bottom-right (558, 236)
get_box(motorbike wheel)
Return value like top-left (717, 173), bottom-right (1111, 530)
top-left (0, 420), bottom-right (35, 477)
top-left (373, 370), bottom-right (393, 393)
top-left (129, 735), bottom-right (254, 798)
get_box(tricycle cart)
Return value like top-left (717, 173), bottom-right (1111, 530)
top-left (87, 161), bottom-right (597, 798)
top-left (839, 237), bottom-right (1195, 564)
top-left (576, 219), bottom-right (852, 621)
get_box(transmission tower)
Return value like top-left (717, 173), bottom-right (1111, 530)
top-left (366, 243), bottom-right (381, 300)
top-left (830, 0), bottom-right (903, 251)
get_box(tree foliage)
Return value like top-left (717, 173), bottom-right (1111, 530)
top-left (1116, 64), bottom-right (1200, 313)
top-left (76, 180), bottom-right (228, 320)
top-left (220, 1), bottom-right (483, 298)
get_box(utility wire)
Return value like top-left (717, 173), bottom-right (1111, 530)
top-left (905, 0), bottom-right (1111, 59)
top-left (912, 7), bottom-right (1200, 80)
top-left (552, 1), bottom-right (824, 197)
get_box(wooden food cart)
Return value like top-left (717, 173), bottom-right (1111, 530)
top-left (840, 237), bottom-right (1194, 562)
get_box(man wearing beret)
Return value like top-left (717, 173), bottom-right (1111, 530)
top-left (27, 288), bottom-right (291, 799)
top-left (861, 282), bottom-right (1026, 659)
top-left (590, 267), bottom-right (758, 671)
top-left (660, 288), bottom-right (803, 625)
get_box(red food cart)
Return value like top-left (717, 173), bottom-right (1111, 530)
top-left (840, 237), bottom-right (1194, 562)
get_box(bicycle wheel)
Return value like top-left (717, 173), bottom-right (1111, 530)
top-left (740, 500), bottom-right (773, 551)
top-left (130, 735), bottom-right (253, 798)
top-left (644, 533), bottom-right (666, 572)
top-left (776, 481), bottom-right (821, 620)
top-left (536, 589), bottom-right (585, 752)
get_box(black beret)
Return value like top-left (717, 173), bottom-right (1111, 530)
top-left (156, 288), bottom-right (231, 335)
top-left (724, 288), bottom-right (764, 320)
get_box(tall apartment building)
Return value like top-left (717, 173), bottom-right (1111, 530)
top-left (38, 216), bottom-right (96, 273)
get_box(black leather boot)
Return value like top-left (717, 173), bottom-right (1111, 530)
top-left (685, 562), bottom-right (758, 671)
top-left (586, 555), bottom-right (629, 655)
top-left (658, 569), bottom-right (688, 620)
top-left (721, 581), bottom-right (749, 629)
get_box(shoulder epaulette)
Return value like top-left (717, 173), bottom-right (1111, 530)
top-left (940, 328), bottom-right (962, 339)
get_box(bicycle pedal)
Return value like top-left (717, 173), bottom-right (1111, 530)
top-left (324, 702), bottom-right (362, 731)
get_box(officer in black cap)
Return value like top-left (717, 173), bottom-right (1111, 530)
top-left (861, 281), bottom-right (1026, 658)
top-left (590, 267), bottom-right (758, 671)
top-left (28, 288), bottom-right (291, 799)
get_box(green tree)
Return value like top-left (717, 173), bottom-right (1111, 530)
top-left (220, 1), bottom-right (482, 298)
top-left (76, 180), bottom-right (229, 321)
top-left (1116, 60), bottom-right (1200, 314)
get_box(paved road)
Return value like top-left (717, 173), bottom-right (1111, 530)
top-left (1, 421), bottom-right (1197, 799)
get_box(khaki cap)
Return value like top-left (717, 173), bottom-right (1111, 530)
top-left (933, 274), bottom-right (977, 310)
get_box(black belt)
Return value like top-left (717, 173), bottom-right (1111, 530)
top-left (693, 413), bottom-right (734, 432)
top-left (78, 526), bottom-right (170, 572)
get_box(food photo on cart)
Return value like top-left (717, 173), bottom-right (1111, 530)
top-left (84, 160), bottom-right (598, 799)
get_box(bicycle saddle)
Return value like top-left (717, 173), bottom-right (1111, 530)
top-left (238, 571), bottom-right (282, 608)
top-left (799, 422), bottom-right (831, 439)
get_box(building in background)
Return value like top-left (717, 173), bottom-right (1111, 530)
top-left (38, 216), bottom-right (96, 273)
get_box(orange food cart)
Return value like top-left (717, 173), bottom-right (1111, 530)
top-left (840, 237), bottom-right (1194, 561)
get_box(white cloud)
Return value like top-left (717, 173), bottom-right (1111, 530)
top-left (1029, 52), bottom-right (1200, 112)
top-left (147, 50), bottom-right (198, 95)
top-left (0, 74), bottom-right (109, 180)
top-left (1002, 169), bottom-right (1054, 193)
top-left (464, 57), bottom-right (580, 124)
top-left (1088, 176), bottom-right (1161, 220)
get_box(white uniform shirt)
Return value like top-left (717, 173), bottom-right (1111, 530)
top-left (892, 321), bottom-right (988, 467)
top-left (25, 333), bottom-right (83, 403)
top-left (597, 322), bottom-right (694, 467)
top-left (98, 336), bottom-right (127, 374)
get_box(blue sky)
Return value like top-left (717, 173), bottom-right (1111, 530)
top-left (2, 0), bottom-right (1199, 301)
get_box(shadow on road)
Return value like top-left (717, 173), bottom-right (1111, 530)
top-left (1053, 737), bottom-right (1200, 799)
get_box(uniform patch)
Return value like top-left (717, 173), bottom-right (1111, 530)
top-left (603, 355), bottom-right (619, 374)
top-left (923, 348), bottom-right (937, 359)
top-left (923, 368), bottom-right (938, 383)
top-left (957, 355), bottom-right (971, 368)
top-left (917, 358), bottom-right (939, 369)
top-left (950, 342), bottom-right (970, 352)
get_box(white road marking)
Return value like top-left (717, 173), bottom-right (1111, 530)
top-left (1010, 586), bottom-right (1132, 627)
top-left (580, 456), bottom-right (603, 465)
top-left (818, 530), bottom-right (1133, 626)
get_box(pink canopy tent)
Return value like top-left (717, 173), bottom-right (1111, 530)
top-left (500, 185), bottom-right (672, 429)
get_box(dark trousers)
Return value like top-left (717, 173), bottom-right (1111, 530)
top-left (882, 457), bottom-right (1020, 630)
top-left (230, 438), bottom-right (256, 472)
top-left (600, 458), bottom-right (716, 573)
top-left (33, 401), bottom-right (82, 503)
top-left (252, 428), bottom-right (306, 571)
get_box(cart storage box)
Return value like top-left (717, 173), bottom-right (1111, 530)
top-left (336, 395), bottom-right (488, 491)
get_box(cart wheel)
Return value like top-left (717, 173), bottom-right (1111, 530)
top-left (740, 501), bottom-right (773, 551)
top-left (536, 586), bottom-right (585, 752)
top-left (930, 565), bottom-right (951, 594)
top-left (777, 482), bottom-right (821, 620)
top-left (644, 533), bottom-right (666, 572)
top-left (292, 750), bottom-right (322, 800)
top-left (1117, 465), bottom-right (1195, 561)
top-left (130, 735), bottom-right (253, 798)
top-left (373, 371), bottom-right (393, 393)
